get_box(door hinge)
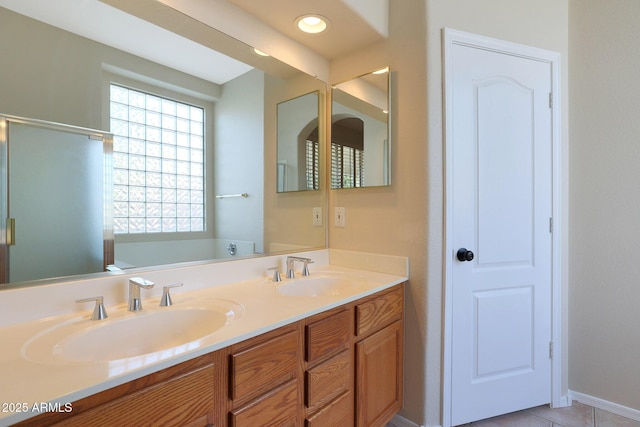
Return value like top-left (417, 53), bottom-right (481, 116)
top-left (549, 92), bottom-right (553, 109)
top-left (549, 217), bottom-right (553, 233)
top-left (549, 341), bottom-right (554, 359)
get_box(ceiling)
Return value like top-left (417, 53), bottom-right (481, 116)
top-left (225, 0), bottom-right (387, 59)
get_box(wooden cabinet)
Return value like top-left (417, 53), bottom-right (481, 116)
top-left (17, 284), bottom-right (404, 427)
top-left (355, 286), bottom-right (404, 427)
top-left (356, 321), bottom-right (403, 427)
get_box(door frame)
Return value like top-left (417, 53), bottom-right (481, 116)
top-left (442, 28), bottom-right (566, 427)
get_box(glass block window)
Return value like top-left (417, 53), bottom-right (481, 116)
top-left (110, 84), bottom-right (205, 234)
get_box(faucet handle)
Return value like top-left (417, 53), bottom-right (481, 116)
top-left (76, 296), bottom-right (108, 321)
top-left (301, 259), bottom-right (314, 277)
top-left (130, 277), bottom-right (155, 288)
top-left (160, 283), bottom-right (183, 307)
top-left (268, 266), bottom-right (282, 282)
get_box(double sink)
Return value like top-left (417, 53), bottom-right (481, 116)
top-left (21, 268), bottom-right (367, 365)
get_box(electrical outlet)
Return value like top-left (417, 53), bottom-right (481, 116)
top-left (335, 207), bottom-right (346, 227)
top-left (312, 207), bottom-right (322, 226)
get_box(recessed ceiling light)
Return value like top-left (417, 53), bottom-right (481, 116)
top-left (372, 67), bottom-right (390, 75)
top-left (252, 48), bottom-right (270, 57)
top-left (295, 15), bottom-right (329, 34)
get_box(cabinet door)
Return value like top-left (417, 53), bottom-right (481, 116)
top-left (355, 321), bottom-right (403, 427)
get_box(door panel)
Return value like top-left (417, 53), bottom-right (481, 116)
top-left (474, 285), bottom-right (533, 379)
top-left (450, 42), bottom-right (552, 425)
top-left (477, 78), bottom-right (534, 266)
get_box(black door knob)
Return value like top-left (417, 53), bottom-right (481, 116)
top-left (457, 248), bottom-right (474, 262)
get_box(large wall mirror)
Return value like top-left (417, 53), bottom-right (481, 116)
top-left (331, 68), bottom-right (390, 188)
top-left (0, 0), bottom-right (326, 288)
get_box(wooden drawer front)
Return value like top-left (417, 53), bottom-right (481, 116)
top-left (306, 309), bottom-right (351, 363)
top-left (305, 350), bottom-right (351, 413)
top-left (230, 379), bottom-right (298, 427)
top-left (356, 286), bottom-right (403, 337)
top-left (230, 330), bottom-right (298, 403)
top-left (53, 363), bottom-right (215, 427)
top-left (306, 391), bottom-right (353, 427)
top-left (356, 321), bottom-right (403, 427)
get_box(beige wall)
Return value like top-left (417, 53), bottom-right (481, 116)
top-left (330, 1), bottom-right (569, 425)
top-left (263, 73), bottom-right (327, 252)
top-left (569, 0), bottom-right (640, 411)
top-left (329, 0), bottom-right (429, 423)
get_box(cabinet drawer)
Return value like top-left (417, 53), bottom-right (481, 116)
top-left (306, 391), bottom-right (353, 427)
top-left (306, 309), bottom-right (351, 363)
top-left (230, 379), bottom-right (298, 427)
top-left (356, 286), bottom-right (403, 337)
top-left (305, 350), bottom-right (351, 413)
top-left (230, 330), bottom-right (298, 403)
top-left (53, 363), bottom-right (215, 427)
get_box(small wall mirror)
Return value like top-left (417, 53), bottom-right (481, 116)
top-left (276, 91), bottom-right (320, 193)
top-left (331, 67), bottom-right (390, 189)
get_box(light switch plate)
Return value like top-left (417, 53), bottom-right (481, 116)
top-left (312, 207), bottom-right (322, 226)
top-left (335, 207), bottom-right (346, 227)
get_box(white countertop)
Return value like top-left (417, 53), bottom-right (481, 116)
top-left (0, 261), bottom-right (406, 426)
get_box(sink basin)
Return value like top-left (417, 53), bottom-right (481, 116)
top-left (22, 300), bottom-right (243, 364)
top-left (275, 274), bottom-right (367, 297)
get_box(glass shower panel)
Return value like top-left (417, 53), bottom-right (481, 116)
top-left (8, 122), bottom-right (107, 283)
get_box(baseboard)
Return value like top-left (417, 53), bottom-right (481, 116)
top-left (570, 390), bottom-right (640, 422)
top-left (390, 414), bottom-right (429, 427)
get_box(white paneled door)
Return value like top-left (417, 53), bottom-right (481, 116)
top-left (447, 35), bottom-right (553, 426)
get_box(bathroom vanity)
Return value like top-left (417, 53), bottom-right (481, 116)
top-left (0, 251), bottom-right (407, 427)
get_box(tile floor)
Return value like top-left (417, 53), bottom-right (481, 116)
top-left (386, 401), bottom-right (640, 427)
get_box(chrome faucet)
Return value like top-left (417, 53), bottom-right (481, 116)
top-left (286, 256), bottom-right (313, 279)
top-left (128, 277), bottom-right (155, 311)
